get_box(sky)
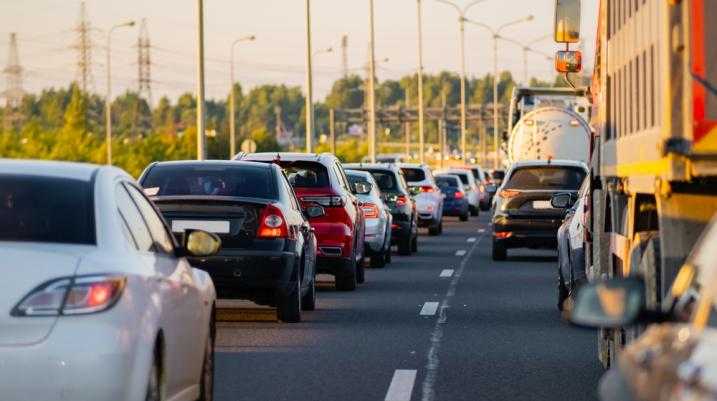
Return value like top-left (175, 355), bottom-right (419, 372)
top-left (0, 0), bottom-right (597, 104)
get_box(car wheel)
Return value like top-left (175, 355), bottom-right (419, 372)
top-left (356, 261), bottom-right (365, 284)
top-left (371, 251), bottom-right (387, 268)
top-left (438, 221), bottom-right (443, 234)
top-left (277, 277), bottom-right (301, 322)
top-left (492, 239), bottom-right (507, 261)
top-left (335, 258), bottom-right (357, 291)
top-left (385, 242), bottom-right (392, 264)
top-left (470, 205), bottom-right (479, 217)
top-left (411, 234), bottom-right (418, 252)
top-left (198, 316), bottom-right (215, 401)
top-left (301, 276), bottom-right (316, 311)
top-left (557, 273), bottom-right (568, 312)
top-left (428, 220), bottom-right (440, 236)
top-left (146, 350), bottom-right (161, 401)
top-left (398, 235), bottom-right (411, 255)
top-left (459, 212), bottom-right (469, 222)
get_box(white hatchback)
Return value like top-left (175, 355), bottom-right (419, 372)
top-left (399, 164), bottom-right (444, 235)
top-left (0, 160), bottom-right (219, 401)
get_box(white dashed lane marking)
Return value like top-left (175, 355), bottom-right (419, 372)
top-left (466, 237), bottom-right (476, 242)
top-left (478, 228), bottom-right (486, 233)
top-left (420, 302), bottom-right (440, 316)
top-left (439, 269), bottom-right (454, 278)
top-left (385, 369), bottom-right (417, 401)
top-left (455, 250), bottom-right (467, 256)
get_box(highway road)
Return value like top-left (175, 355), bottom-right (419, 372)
top-left (214, 214), bottom-right (603, 401)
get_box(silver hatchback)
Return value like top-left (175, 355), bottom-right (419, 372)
top-left (346, 170), bottom-right (393, 268)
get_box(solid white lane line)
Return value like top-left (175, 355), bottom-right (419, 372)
top-left (455, 250), bottom-right (467, 256)
top-left (421, 234), bottom-right (484, 401)
top-left (467, 237), bottom-right (477, 242)
top-left (439, 269), bottom-right (454, 278)
top-left (420, 302), bottom-right (440, 316)
top-left (385, 369), bottom-right (417, 401)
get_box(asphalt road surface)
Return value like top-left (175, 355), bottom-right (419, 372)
top-left (214, 214), bottom-right (603, 401)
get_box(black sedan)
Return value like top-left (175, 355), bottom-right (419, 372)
top-left (139, 160), bottom-right (321, 323)
top-left (344, 163), bottom-right (418, 255)
top-left (491, 160), bottom-right (587, 261)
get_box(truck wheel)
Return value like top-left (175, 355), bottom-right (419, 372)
top-left (335, 259), bottom-right (357, 291)
top-left (492, 240), bottom-right (507, 261)
top-left (277, 278), bottom-right (301, 322)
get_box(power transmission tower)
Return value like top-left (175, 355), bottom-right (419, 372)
top-left (341, 34), bottom-right (348, 79)
top-left (3, 32), bottom-right (25, 129)
top-left (137, 19), bottom-right (152, 105)
top-left (72, 1), bottom-right (94, 93)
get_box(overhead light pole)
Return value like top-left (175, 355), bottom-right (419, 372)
top-left (105, 20), bottom-right (135, 165)
top-left (229, 35), bottom-right (256, 159)
top-left (499, 34), bottom-right (549, 85)
top-left (196, 0), bottom-right (207, 160)
top-left (464, 15), bottom-right (534, 168)
top-left (436, 0), bottom-right (486, 162)
top-left (416, 0), bottom-right (425, 163)
top-left (304, 0), bottom-right (315, 153)
top-left (367, 0), bottom-right (377, 163)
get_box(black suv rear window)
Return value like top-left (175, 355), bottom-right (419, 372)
top-left (401, 168), bottom-right (425, 182)
top-left (0, 175), bottom-right (95, 245)
top-left (504, 166), bottom-right (586, 190)
top-left (142, 164), bottom-right (277, 199)
top-left (451, 172), bottom-right (469, 185)
top-left (436, 176), bottom-right (459, 188)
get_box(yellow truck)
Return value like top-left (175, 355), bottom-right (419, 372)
top-left (554, 0), bottom-right (717, 367)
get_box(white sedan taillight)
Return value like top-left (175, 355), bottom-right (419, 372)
top-left (12, 275), bottom-right (126, 317)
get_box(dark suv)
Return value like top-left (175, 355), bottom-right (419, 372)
top-left (344, 163), bottom-right (418, 255)
top-left (491, 160), bottom-right (587, 260)
top-left (139, 160), bottom-right (320, 322)
top-left (238, 153), bottom-right (366, 291)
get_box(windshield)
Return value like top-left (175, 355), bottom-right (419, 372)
top-left (436, 176), bottom-right (459, 189)
top-left (450, 172), bottom-right (469, 185)
top-left (504, 166), bottom-right (586, 190)
top-left (0, 175), bottom-right (95, 245)
top-left (142, 164), bottom-right (277, 198)
top-left (401, 168), bottom-right (426, 183)
top-left (279, 161), bottom-right (330, 189)
top-left (369, 170), bottom-right (398, 192)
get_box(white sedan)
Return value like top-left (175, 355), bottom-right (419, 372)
top-left (0, 160), bottom-right (220, 401)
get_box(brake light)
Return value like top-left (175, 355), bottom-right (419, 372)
top-left (479, 184), bottom-right (486, 192)
top-left (420, 185), bottom-right (435, 193)
top-left (361, 202), bottom-right (380, 219)
top-left (454, 191), bottom-right (465, 199)
top-left (494, 232), bottom-right (513, 239)
top-left (499, 189), bottom-right (521, 198)
top-left (11, 275), bottom-right (126, 317)
top-left (257, 204), bottom-right (291, 239)
top-left (301, 195), bottom-right (344, 207)
top-left (395, 195), bottom-right (409, 207)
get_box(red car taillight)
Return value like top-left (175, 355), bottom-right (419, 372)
top-left (420, 185), bottom-right (435, 193)
top-left (454, 191), bottom-right (465, 199)
top-left (395, 195), bottom-right (409, 206)
top-left (301, 195), bottom-right (344, 207)
top-left (11, 275), bottom-right (126, 317)
top-left (257, 204), bottom-right (291, 239)
top-left (499, 189), bottom-right (521, 198)
top-left (361, 202), bottom-right (380, 219)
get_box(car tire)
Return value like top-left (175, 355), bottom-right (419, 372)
top-left (385, 244), bottom-right (392, 264)
top-left (146, 350), bottom-right (162, 401)
top-left (301, 276), bottom-right (316, 311)
top-left (335, 259), bottom-right (357, 291)
top-left (459, 212), bottom-right (469, 222)
top-left (277, 278), bottom-right (301, 322)
top-left (356, 261), bottom-right (365, 284)
top-left (438, 221), bottom-right (443, 234)
top-left (398, 235), bottom-right (411, 255)
top-left (197, 315), bottom-right (215, 401)
top-left (371, 251), bottom-right (387, 268)
top-left (492, 239), bottom-right (507, 261)
top-left (411, 235), bottom-right (418, 252)
top-left (557, 274), bottom-right (568, 312)
top-left (428, 221), bottom-right (440, 236)
top-left (470, 205), bottom-right (479, 216)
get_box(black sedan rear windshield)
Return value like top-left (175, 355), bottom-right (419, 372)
top-left (142, 164), bottom-right (277, 199)
top-left (0, 175), bottom-right (95, 245)
top-left (451, 172), bottom-right (469, 185)
top-left (368, 170), bottom-right (398, 192)
top-left (436, 176), bottom-right (459, 188)
top-left (401, 168), bottom-right (425, 182)
top-left (504, 166), bottom-right (586, 190)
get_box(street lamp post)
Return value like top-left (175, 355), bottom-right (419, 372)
top-left (464, 15), bottom-right (533, 169)
top-left (105, 20), bottom-right (135, 165)
top-left (229, 35), bottom-right (256, 159)
top-left (197, 0), bottom-right (207, 160)
top-left (436, 0), bottom-right (485, 162)
top-left (304, 0), bottom-right (314, 153)
top-left (416, 0), bottom-right (425, 163)
top-left (367, 0), bottom-right (377, 163)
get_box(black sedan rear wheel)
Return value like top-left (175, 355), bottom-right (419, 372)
top-left (277, 278), bottom-right (301, 322)
top-left (301, 276), bottom-right (316, 311)
top-left (492, 239), bottom-right (507, 261)
top-left (335, 258), bottom-right (357, 291)
top-left (398, 235), bottom-right (411, 255)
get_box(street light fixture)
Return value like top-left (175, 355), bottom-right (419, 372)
top-left (105, 20), bottom-right (135, 165)
top-left (464, 15), bottom-right (533, 169)
top-left (313, 46), bottom-right (333, 57)
top-left (304, 0), bottom-right (314, 153)
top-left (435, 0), bottom-right (487, 162)
top-left (229, 34), bottom-right (256, 159)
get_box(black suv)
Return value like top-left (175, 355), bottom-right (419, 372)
top-left (139, 160), bottom-right (321, 323)
top-left (344, 163), bottom-right (418, 255)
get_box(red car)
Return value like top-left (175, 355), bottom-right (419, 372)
top-left (237, 153), bottom-right (365, 291)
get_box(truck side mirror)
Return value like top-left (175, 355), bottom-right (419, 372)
top-left (554, 0), bottom-right (581, 43)
top-left (555, 50), bottom-right (583, 73)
